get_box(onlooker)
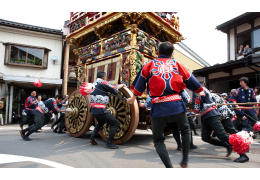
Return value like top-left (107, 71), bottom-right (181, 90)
top-left (37, 96), bottom-right (43, 105)
top-left (227, 92), bottom-right (232, 102)
top-left (0, 101), bottom-right (3, 126)
top-left (231, 89), bottom-right (236, 93)
top-left (237, 44), bottom-right (245, 56)
top-left (37, 96), bottom-right (43, 131)
top-left (254, 86), bottom-right (260, 102)
top-left (254, 86), bottom-right (260, 117)
top-left (221, 93), bottom-right (227, 100)
top-left (243, 44), bottom-right (252, 57)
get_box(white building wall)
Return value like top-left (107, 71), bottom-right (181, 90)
top-left (229, 28), bottom-right (235, 60)
top-left (0, 83), bottom-right (6, 97)
top-left (237, 23), bottom-right (251, 34)
top-left (0, 25), bottom-right (62, 80)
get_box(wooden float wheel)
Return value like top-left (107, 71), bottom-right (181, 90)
top-left (94, 87), bottom-right (139, 144)
top-left (65, 90), bottom-right (93, 137)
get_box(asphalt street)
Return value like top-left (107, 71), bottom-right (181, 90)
top-left (0, 124), bottom-right (260, 168)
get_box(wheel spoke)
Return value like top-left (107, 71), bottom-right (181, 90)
top-left (114, 96), bottom-right (118, 107)
top-left (66, 92), bottom-right (88, 134)
top-left (99, 89), bottom-right (131, 140)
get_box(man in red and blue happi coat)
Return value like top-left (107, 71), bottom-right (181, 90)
top-left (127, 42), bottom-right (205, 168)
top-left (192, 88), bottom-right (234, 160)
top-left (19, 91), bottom-right (37, 129)
top-left (229, 77), bottom-right (258, 130)
top-left (88, 71), bottom-right (126, 149)
top-left (20, 95), bottom-right (69, 141)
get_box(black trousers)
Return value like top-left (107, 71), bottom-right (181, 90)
top-left (221, 118), bottom-right (238, 135)
top-left (52, 115), bottom-right (62, 128)
top-left (90, 112), bottom-right (120, 142)
top-left (201, 115), bottom-right (230, 148)
top-left (235, 110), bottom-right (257, 130)
top-left (43, 115), bottom-right (51, 126)
top-left (188, 117), bottom-right (197, 134)
top-left (57, 113), bottom-right (66, 131)
top-left (170, 121), bottom-right (195, 148)
top-left (23, 110), bottom-right (45, 134)
top-left (151, 112), bottom-right (190, 168)
top-left (21, 114), bottom-right (35, 126)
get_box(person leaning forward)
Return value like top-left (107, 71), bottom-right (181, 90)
top-left (127, 42), bottom-right (205, 168)
top-left (88, 71), bottom-right (126, 149)
top-left (20, 95), bottom-right (71, 141)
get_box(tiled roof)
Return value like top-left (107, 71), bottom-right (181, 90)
top-left (0, 18), bottom-right (63, 35)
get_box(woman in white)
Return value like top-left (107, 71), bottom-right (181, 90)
top-left (254, 87), bottom-right (260, 117)
top-left (0, 101), bottom-right (4, 125)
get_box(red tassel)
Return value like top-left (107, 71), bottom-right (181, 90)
top-left (34, 79), bottom-right (42, 87)
top-left (253, 122), bottom-right (260, 132)
top-left (229, 131), bottom-right (252, 155)
top-left (79, 82), bottom-right (94, 96)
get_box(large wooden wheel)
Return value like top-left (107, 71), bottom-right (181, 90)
top-left (94, 87), bottom-right (139, 144)
top-left (65, 90), bottom-right (93, 137)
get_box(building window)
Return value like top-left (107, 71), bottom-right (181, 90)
top-left (5, 44), bottom-right (49, 68)
top-left (237, 28), bottom-right (260, 52)
top-left (237, 32), bottom-right (251, 50)
top-left (252, 28), bottom-right (260, 48)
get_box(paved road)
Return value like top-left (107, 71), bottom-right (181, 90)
top-left (0, 124), bottom-right (259, 168)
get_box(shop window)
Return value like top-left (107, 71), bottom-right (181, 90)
top-left (4, 44), bottom-right (49, 68)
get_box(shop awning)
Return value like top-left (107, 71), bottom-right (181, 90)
top-left (3, 75), bottom-right (62, 85)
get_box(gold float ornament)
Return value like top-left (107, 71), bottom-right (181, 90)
top-left (129, 50), bottom-right (137, 88)
top-left (65, 92), bottom-right (88, 134)
top-left (122, 12), bottom-right (146, 28)
top-left (100, 90), bottom-right (131, 140)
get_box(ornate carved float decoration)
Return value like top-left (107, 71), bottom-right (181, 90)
top-left (65, 12), bottom-right (184, 143)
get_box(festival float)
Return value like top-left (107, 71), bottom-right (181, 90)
top-left (65, 12), bottom-right (184, 144)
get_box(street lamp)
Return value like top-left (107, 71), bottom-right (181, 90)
top-left (51, 56), bottom-right (58, 65)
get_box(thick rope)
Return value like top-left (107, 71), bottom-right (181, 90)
top-left (187, 106), bottom-right (260, 117)
top-left (216, 102), bottom-right (260, 106)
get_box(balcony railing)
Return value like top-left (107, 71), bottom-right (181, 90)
top-left (69, 12), bottom-right (109, 33)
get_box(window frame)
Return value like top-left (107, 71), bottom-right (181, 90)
top-left (235, 26), bottom-right (260, 60)
top-left (4, 43), bottom-right (50, 69)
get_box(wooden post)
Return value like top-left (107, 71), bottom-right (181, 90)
top-left (63, 42), bottom-right (70, 96)
top-left (8, 85), bottom-right (13, 124)
top-left (18, 89), bottom-right (21, 113)
top-left (5, 95), bottom-right (8, 124)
